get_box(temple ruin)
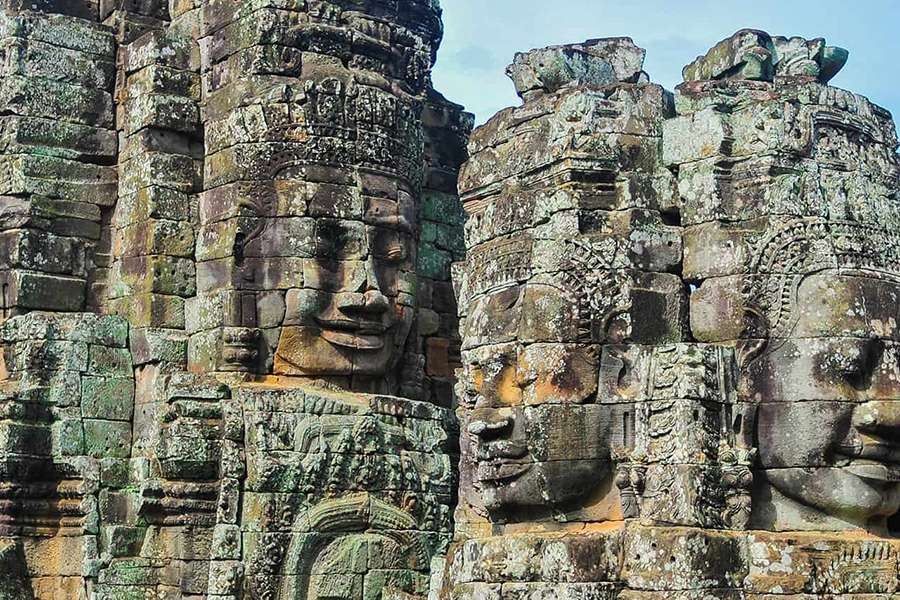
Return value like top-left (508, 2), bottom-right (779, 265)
top-left (0, 2), bottom-right (897, 599)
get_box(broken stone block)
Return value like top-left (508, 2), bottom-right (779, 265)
top-left (507, 38), bottom-right (646, 100)
top-left (772, 35), bottom-right (849, 82)
top-left (0, 270), bottom-right (85, 312)
top-left (83, 419), bottom-right (131, 458)
top-left (81, 375), bottom-right (135, 420)
top-left (683, 29), bottom-right (776, 82)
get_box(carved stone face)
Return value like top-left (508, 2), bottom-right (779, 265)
top-left (275, 198), bottom-right (417, 380)
top-left (745, 271), bottom-right (900, 529)
top-left (459, 283), bottom-right (610, 516)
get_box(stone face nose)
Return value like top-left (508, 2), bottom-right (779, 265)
top-left (852, 401), bottom-right (900, 439)
top-left (363, 290), bottom-right (390, 313)
top-left (337, 290), bottom-right (390, 317)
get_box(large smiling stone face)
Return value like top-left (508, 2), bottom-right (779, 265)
top-left (274, 195), bottom-right (417, 381)
top-left (457, 283), bottom-right (613, 518)
top-left (743, 271), bottom-right (900, 531)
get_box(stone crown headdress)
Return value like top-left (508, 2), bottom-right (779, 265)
top-left (743, 219), bottom-right (900, 339)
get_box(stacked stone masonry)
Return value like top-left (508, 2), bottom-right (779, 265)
top-left (0, 4), bottom-right (896, 599)
top-left (444, 29), bottom-right (900, 600)
top-left (0, 1), bottom-right (469, 599)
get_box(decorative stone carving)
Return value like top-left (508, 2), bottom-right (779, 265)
top-left (439, 28), bottom-right (900, 600)
top-left (239, 387), bottom-right (455, 600)
top-left (670, 31), bottom-right (900, 534)
top-left (0, 5), bottom-right (899, 599)
top-left (737, 219), bottom-right (900, 532)
top-left (683, 28), bottom-right (849, 84)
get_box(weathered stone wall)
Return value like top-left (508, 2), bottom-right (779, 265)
top-left (0, 313), bottom-right (133, 598)
top-left (439, 30), bottom-right (900, 600)
top-left (0, 7), bottom-right (117, 316)
top-left (0, 4), bottom-right (898, 599)
top-left (0, 1), bottom-right (469, 599)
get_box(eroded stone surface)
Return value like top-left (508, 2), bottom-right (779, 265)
top-left (507, 38), bottom-right (647, 100)
top-left (440, 28), bottom-right (900, 600)
top-left (0, 8), bottom-right (897, 600)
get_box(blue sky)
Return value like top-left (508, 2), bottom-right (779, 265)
top-left (432, 0), bottom-right (900, 125)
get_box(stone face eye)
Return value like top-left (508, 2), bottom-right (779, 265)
top-left (836, 338), bottom-right (885, 391)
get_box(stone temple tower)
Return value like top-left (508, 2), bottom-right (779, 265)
top-left (1, 3), bottom-right (899, 599)
top-left (439, 29), bottom-right (900, 600)
top-left (0, 1), bottom-right (470, 598)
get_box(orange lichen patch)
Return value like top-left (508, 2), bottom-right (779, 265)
top-left (281, 125), bottom-right (309, 143)
top-left (582, 520), bottom-right (628, 533)
top-left (470, 367), bottom-right (485, 396)
top-left (493, 363), bottom-right (524, 406)
top-left (491, 519), bottom-right (627, 537)
top-left (530, 377), bottom-right (561, 404)
top-left (244, 375), bottom-right (313, 389)
top-left (239, 377), bottom-right (372, 409)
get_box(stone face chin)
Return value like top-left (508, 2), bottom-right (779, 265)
top-left (0, 8), bottom-right (898, 600)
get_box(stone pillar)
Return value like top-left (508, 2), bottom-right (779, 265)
top-left (186, 2), bottom-right (469, 599)
top-left (0, 6), bottom-right (116, 318)
top-left (192, 0), bottom-right (451, 393)
top-left (452, 38), bottom-right (683, 534)
top-left (410, 91), bottom-right (472, 405)
top-left (106, 4), bottom-right (201, 365)
top-left (442, 39), bottom-right (688, 598)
